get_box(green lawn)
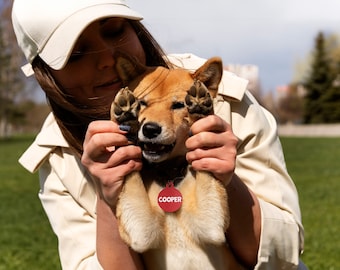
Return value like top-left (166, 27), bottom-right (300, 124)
top-left (0, 135), bottom-right (339, 269)
top-left (0, 136), bottom-right (60, 270)
top-left (281, 137), bottom-right (340, 270)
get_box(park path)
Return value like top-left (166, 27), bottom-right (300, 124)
top-left (278, 124), bottom-right (340, 137)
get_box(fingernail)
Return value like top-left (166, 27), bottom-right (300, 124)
top-left (119, 124), bottom-right (131, 132)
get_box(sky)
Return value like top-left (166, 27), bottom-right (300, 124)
top-left (129, 0), bottom-right (340, 94)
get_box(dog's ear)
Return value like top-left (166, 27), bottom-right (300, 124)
top-left (115, 52), bottom-right (147, 85)
top-left (192, 57), bottom-right (223, 97)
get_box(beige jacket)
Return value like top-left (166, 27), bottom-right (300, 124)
top-left (19, 54), bottom-right (305, 270)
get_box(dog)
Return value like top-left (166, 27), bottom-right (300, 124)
top-left (110, 53), bottom-right (242, 270)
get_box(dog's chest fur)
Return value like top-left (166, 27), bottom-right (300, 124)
top-left (111, 54), bottom-right (242, 269)
top-left (119, 166), bottom-right (232, 270)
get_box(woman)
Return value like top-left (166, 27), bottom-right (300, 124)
top-left (12, 0), bottom-right (306, 269)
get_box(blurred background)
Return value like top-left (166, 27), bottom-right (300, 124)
top-left (2, 0), bottom-right (340, 135)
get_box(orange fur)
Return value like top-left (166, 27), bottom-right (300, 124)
top-left (110, 53), bottom-right (242, 270)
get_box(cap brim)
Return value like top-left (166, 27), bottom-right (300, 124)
top-left (39, 4), bottom-right (143, 70)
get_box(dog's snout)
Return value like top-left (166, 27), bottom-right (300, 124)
top-left (143, 122), bottom-right (162, 139)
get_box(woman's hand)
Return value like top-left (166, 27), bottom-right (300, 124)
top-left (81, 120), bottom-right (142, 207)
top-left (185, 115), bottom-right (238, 186)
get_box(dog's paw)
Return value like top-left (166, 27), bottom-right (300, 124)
top-left (111, 87), bottom-right (140, 123)
top-left (185, 80), bottom-right (213, 120)
top-left (110, 87), bottom-right (140, 143)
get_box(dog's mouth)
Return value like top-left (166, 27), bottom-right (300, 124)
top-left (140, 142), bottom-right (176, 162)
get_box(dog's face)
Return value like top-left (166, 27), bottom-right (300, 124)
top-left (134, 67), bottom-right (199, 163)
top-left (114, 54), bottom-right (223, 163)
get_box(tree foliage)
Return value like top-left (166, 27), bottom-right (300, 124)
top-left (303, 32), bottom-right (332, 123)
top-left (303, 32), bottom-right (340, 123)
top-left (0, 0), bottom-right (43, 137)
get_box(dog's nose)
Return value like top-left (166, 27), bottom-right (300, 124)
top-left (142, 122), bottom-right (162, 139)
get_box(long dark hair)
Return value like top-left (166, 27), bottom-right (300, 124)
top-left (32, 20), bottom-right (170, 156)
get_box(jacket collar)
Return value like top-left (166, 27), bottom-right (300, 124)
top-left (19, 113), bottom-right (69, 173)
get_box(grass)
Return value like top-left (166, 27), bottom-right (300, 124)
top-left (0, 135), bottom-right (339, 269)
top-left (0, 135), bottom-right (60, 270)
top-left (280, 137), bottom-right (340, 270)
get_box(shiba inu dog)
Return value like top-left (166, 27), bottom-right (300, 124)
top-left (110, 53), bottom-right (241, 270)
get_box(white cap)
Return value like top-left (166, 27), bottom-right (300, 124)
top-left (12, 0), bottom-right (143, 76)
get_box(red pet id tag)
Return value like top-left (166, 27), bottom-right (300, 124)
top-left (158, 181), bottom-right (183, 213)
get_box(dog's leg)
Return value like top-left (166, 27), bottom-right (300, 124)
top-left (116, 172), bottom-right (164, 252)
top-left (111, 88), bottom-right (164, 252)
top-left (193, 171), bottom-right (229, 244)
top-left (184, 80), bottom-right (229, 245)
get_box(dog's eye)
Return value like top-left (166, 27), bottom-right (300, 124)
top-left (139, 100), bottom-right (148, 107)
top-left (171, 101), bottom-right (185, 110)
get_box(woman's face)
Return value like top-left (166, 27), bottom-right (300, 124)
top-left (50, 18), bottom-right (146, 107)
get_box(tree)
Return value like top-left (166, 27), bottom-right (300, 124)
top-left (319, 60), bottom-right (340, 122)
top-left (303, 32), bottom-right (334, 123)
top-left (0, 17), bottom-right (14, 136)
top-left (0, 0), bottom-right (34, 137)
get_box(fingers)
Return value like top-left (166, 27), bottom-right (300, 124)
top-left (83, 121), bottom-right (127, 160)
top-left (186, 115), bottom-right (236, 150)
top-left (189, 115), bottom-right (227, 135)
top-left (95, 156), bottom-right (143, 206)
top-left (84, 144), bottom-right (142, 178)
top-left (185, 115), bottom-right (238, 185)
top-left (186, 133), bottom-right (237, 173)
top-left (81, 120), bottom-right (142, 207)
top-left (89, 147), bottom-right (142, 207)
